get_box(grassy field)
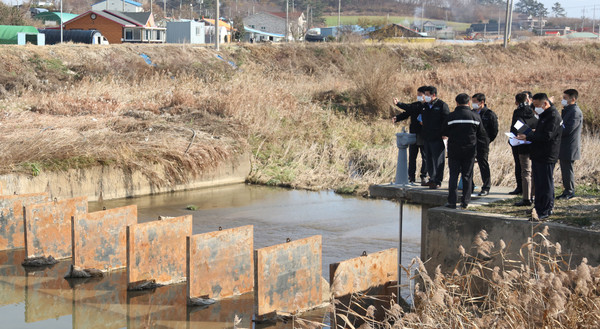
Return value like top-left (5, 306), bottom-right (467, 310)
top-left (322, 15), bottom-right (472, 32)
top-left (0, 41), bottom-right (599, 197)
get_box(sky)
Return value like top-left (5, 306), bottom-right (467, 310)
top-left (1, 0), bottom-right (599, 18)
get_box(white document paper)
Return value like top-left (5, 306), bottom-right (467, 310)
top-left (505, 132), bottom-right (516, 138)
top-left (509, 138), bottom-right (532, 147)
top-left (513, 120), bottom-right (524, 131)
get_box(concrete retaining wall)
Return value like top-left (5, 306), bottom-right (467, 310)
top-left (0, 152), bottom-right (250, 202)
top-left (423, 207), bottom-right (600, 275)
top-left (126, 215), bottom-right (192, 288)
top-left (0, 193), bottom-right (49, 250)
top-left (72, 205), bottom-right (137, 271)
top-left (187, 225), bottom-right (254, 301)
top-left (24, 197), bottom-right (88, 260)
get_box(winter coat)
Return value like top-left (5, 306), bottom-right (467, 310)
top-left (526, 106), bottom-right (563, 164)
top-left (559, 104), bottom-right (583, 161)
top-left (443, 105), bottom-right (487, 159)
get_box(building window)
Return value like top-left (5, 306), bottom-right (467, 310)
top-left (261, 26), bottom-right (265, 30)
top-left (156, 30), bottom-right (162, 41)
top-left (145, 29), bottom-right (151, 41)
top-left (124, 28), bottom-right (141, 41)
top-left (196, 26), bottom-right (202, 36)
top-left (250, 25), bottom-right (255, 28)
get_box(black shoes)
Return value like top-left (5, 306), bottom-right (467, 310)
top-left (421, 180), bottom-right (432, 187)
top-left (508, 188), bottom-right (522, 195)
top-left (444, 203), bottom-right (456, 209)
top-left (514, 199), bottom-right (532, 207)
top-left (555, 193), bottom-right (575, 200)
top-left (478, 190), bottom-right (489, 196)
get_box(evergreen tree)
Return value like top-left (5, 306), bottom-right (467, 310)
top-left (551, 2), bottom-right (566, 18)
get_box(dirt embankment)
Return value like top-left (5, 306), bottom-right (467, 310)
top-left (0, 41), bottom-right (599, 194)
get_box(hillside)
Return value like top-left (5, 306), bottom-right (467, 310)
top-left (1, 41), bottom-right (599, 193)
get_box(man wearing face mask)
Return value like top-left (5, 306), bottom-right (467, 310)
top-left (517, 93), bottom-right (563, 220)
top-left (471, 93), bottom-right (498, 196)
top-left (512, 93), bottom-right (538, 207)
top-left (557, 89), bottom-right (583, 200)
top-left (421, 86), bottom-right (450, 189)
top-left (392, 86), bottom-right (429, 185)
top-left (443, 93), bottom-right (487, 209)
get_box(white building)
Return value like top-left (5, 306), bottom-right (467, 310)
top-left (92, 0), bottom-right (143, 13)
top-left (166, 20), bottom-right (205, 44)
top-left (243, 11), bottom-right (306, 41)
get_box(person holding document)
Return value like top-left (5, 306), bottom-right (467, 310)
top-left (517, 93), bottom-right (562, 221)
top-left (511, 93), bottom-right (538, 206)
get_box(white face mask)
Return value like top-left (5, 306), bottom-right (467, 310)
top-left (561, 99), bottom-right (569, 107)
top-left (424, 96), bottom-right (432, 103)
top-left (417, 95), bottom-right (424, 102)
top-left (472, 103), bottom-right (480, 110)
top-left (534, 107), bottom-right (544, 115)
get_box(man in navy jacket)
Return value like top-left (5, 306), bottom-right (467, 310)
top-left (517, 93), bottom-right (563, 220)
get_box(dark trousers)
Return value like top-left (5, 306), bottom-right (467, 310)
top-left (532, 161), bottom-right (555, 217)
top-left (448, 155), bottom-right (475, 206)
top-left (476, 147), bottom-right (491, 192)
top-left (408, 143), bottom-right (428, 181)
top-left (559, 158), bottom-right (575, 195)
top-left (424, 139), bottom-right (445, 185)
top-left (511, 146), bottom-right (522, 191)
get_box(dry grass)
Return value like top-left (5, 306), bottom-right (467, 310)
top-left (0, 41), bottom-right (599, 192)
top-left (332, 227), bottom-right (600, 328)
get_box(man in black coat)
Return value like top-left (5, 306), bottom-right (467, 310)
top-left (512, 93), bottom-right (538, 207)
top-left (443, 93), bottom-right (487, 209)
top-left (471, 93), bottom-right (498, 196)
top-left (517, 93), bottom-right (563, 221)
top-left (392, 86), bottom-right (428, 184)
top-left (422, 86), bottom-right (450, 189)
top-left (557, 89), bottom-right (583, 200)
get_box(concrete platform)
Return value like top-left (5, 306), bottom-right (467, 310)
top-left (369, 183), bottom-right (514, 207)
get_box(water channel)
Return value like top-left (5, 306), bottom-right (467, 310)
top-left (0, 184), bottom-right (422, 328)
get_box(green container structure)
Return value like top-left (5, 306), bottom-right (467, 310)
top-left (0, 25), bottom-right (39, 44)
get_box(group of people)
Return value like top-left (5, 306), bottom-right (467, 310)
top-left (393, 86), bottom-right (583, 221)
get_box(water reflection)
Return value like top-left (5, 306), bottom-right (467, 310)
top-left (0, 184), bottom-right (421, 328)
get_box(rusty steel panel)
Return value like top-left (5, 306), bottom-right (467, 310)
top-left (254, 235), bottom-right (322, 317)
top-left (127, 215), bottom-right (192, 288)
top-left (24, 197), bottom-right (88, 260)
top-left (72, 205), bottom-right (137, 271)
top-left (0, 193), bottom-right (49, 251)
top-left (187, 225), bottom-right (253, 301)
top-left (330, 248), bottom-right (398, 298)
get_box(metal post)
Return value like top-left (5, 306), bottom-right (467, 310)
top-left (215, 0), bottom-right (219, 50)
top-left (398, 199), bottom-right (404, 304)
top-left (507, 0), bottom-right (513, 41)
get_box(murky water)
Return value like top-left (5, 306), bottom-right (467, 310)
top-left (0, 184), bottom-right (421, 328)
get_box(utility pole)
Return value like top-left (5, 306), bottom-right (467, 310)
top-left (593, 5), bottom-right (596, 34)
top-left (337, 0), bottom-right (341, 42)
top-left (60, 0), bottom-right (63, 43)
top-left (190, 3), bottom-right (192, 20)
top-left (503, 0), bottom-right (513, 47)
top-left (215, 0), bottom-right (219, 50)
top-left (163, 0), bottom-right (165, 17)
top-left (420, 3), bottom-right (424, 32)
top-left (285, 0), bottom-right (289, 42)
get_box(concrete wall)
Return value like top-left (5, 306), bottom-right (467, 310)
top-left (24, 197), bottom-right (88, 260)
top-left (0, 152), bottom-right (250, 202)
top-left (72, 205), bottom-right (137, 271)
top-left (126, 215), bottom-right (192, 288)
top-left (423, 207), bottom-right (600, 275)
top-left (187, 225), bottom-right (253, 300)
top-left (244, 12), bottom-right (286, 36)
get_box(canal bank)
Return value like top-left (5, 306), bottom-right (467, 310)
top-left (0, 153), bottom-right (251, 202)
top-left (370, 183), bottom-right (600, 276)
